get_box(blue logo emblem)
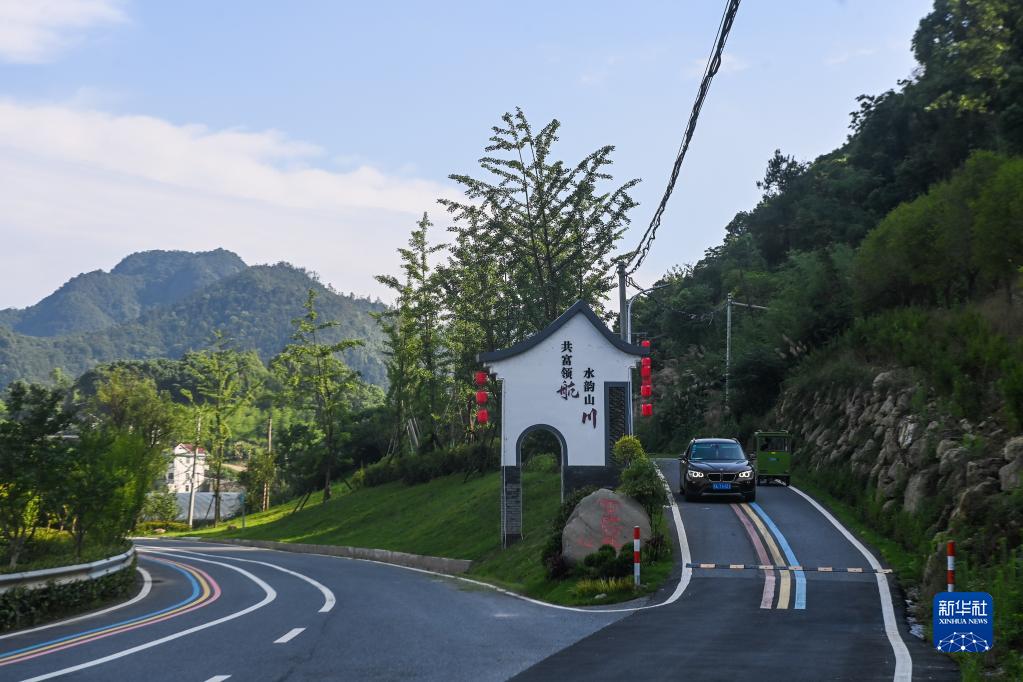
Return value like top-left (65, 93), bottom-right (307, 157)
top-left (933, 592), bottom-right (993, 653)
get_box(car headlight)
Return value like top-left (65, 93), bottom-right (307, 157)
top-left (738, 469), bottom-right (753, 479)
top-left (687, 470), bottom-right (704, 479)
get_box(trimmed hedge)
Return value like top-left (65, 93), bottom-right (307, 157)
top-left (0, 560), bottom-right (137, 632)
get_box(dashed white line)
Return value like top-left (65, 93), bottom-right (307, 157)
top-left (204, 676), bottom-right (231, 682)
top-left (274, 627), bottom-right (305, 644)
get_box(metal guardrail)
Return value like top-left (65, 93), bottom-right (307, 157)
top-left (0, 546), bottom-right (135, 594)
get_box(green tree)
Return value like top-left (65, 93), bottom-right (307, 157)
top-left (440, 108), bottom-right (639, 333)
top-left (376, 214), bottom-right (450, 453)
top-left (271, 290), bottom-right (362, 500)
top-left (184, 333), bottom-right (258, 524)
top-left (974, 157), bottom-right (1023, 302)
top-left (0, 382), bottom-right (73, 568)
top-left (140, 489), bottom-right (180, 523)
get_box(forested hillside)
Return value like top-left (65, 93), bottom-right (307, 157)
top-left (633, 0), bottom-right (1023, 448)
top-left (627, 2), bottom-right (1023, 673)
top-left (0, 249), bottom-right (247, 336)
top-left (0, 252), bottom-right (388, 388)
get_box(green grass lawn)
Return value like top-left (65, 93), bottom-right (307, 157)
top-left (172, 470), bottom-right (676, 606)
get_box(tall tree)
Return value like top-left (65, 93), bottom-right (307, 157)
top-left (440, 108), bottom-right (639, 334)
top-left (271, 290), bottom-right (362, 500)
top-left (184, 332), bottom-right (257, 524)
top-left (376, 214), bottom-right (448, 452)
top-left (0, 382), bottom-right (73, 568)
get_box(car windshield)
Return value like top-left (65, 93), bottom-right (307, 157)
top-left (690, 442), bottom-right (745, 461)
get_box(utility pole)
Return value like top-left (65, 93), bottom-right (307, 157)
top-left (618, 262), bottom-right (628, 340)
top-left (264, 414), bottom-right (272, 512)
top-left (626, 283), bottom-right (671, 344)
top-left (724, 293), bottom-right (769, 416)
top-left (187, 413), bottom-right (202, 529)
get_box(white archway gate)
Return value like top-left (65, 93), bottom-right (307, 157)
top-left (479, 301), bottom-right (647, 546)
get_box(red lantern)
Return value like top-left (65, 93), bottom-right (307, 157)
top-left (641, 403), bottom-right (653, 417)
top-left (476, 408), bottom-right (489, 424)
top-left (475, 390), bottom-right (488, 405)
top-left (474, 371), bottom-right (487, 386)
top-left (641, 357), bottom-right (652, 368)
top-left (641, 340), bottom-right (651, 348)
top-left (640, 365), bottom-right (652, 379)
top-left (640, 384), bottom-right (652, 398)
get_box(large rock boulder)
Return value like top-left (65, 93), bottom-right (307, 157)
top-left (999, 436), bottom-right (1023, 492)
top-left (562, 488), bottom-right (651, 565)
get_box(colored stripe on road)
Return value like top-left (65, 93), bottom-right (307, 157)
top-left (750, 502), bottom-right (806, 610)
top-left (730, 504), bottom-right (776, 609)
top-left (738, 503), bottom-right (791, 609)
top-left (0, 557), bottom-right (220, 667)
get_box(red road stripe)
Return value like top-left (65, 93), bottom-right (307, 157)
top-left (730, 504), bottom-right (775, 609)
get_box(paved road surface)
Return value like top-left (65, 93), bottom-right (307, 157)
top-left (0, 460), bottom-right (960, 681)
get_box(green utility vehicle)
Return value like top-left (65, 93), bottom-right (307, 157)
top-left (753, 431), bottom-right (793, 486)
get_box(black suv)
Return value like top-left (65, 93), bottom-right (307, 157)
top-left (679, 438), bottom-right (756, 502)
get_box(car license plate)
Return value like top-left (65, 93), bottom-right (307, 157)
top-left (712, 482), bottom-right (732, 491)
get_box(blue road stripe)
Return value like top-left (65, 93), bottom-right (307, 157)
top-left (750, 502), bottom-right (807, 610)
top-left (0, 557), bottom-right (200, 659)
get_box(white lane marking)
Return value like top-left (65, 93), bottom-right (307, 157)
top-left (145, 547), bottom-right (335, 613)
top-left (168, 463), bottom-right (693, 615)
top-left (273, 627), bottom-right (305, 644)
top-left (789, 485), bottom-right (912, 682)
top-left (204, 676), bottom-right (231, 681)
top-left (0, 567), bottom-right (153, 642)
top-left (21, 553), bottom-right (277, 682)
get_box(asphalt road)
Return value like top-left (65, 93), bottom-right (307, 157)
top-left (0, 460), bottom-right (961, 681)
top-left (515, 460), bottom-right (960, 681)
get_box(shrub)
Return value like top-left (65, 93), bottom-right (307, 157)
top-left (612, 435), bottom-right (647, 467)
top-left (138, 490), bottom-right (180, 523)
top-left (541, 485), bottom-right (597, 579)
top-left (362, 458), bottom-right (400, 487)
top-left (0, 563), bottom-right (135, 632)
top-left (572, 576), bottom-right (634, 597)
top-left (524, 452), bottom-right (558, 473)
top-left (618, 457), bottom-right (665, 518)
top-left (580, 544), bottom-right (633, 579)
top-left (645, 532), bottom-right (669, 562)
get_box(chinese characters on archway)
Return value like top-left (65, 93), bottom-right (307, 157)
top-left (554, 340), bottom-right (597, 429)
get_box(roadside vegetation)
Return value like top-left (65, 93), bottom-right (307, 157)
top-left (173, 460), bottom-right (675, 607)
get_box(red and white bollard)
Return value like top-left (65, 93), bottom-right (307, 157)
top-left (633, 526), bottom-right (641, 587)
top-left (947, 540), bottom-right (955, 592)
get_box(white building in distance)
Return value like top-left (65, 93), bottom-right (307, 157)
top-left (166, 443), bottom-right (208, 493)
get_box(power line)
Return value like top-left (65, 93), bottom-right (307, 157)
top-left (620, 0), bottom-right (742, 277)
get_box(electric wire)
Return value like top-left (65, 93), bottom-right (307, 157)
top-left (619, 0), bottom-right (742, 278)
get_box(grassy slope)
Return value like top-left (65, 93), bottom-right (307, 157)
top-left (175, 470), bottom-right (674, 605)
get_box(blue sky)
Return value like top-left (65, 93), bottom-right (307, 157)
top-left (0, 0), bottom-right (932, 308)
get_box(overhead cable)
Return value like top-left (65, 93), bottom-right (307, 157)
top-left (620, 0), bottom-right (742, 277)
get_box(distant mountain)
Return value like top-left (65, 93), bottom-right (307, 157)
top-left (0, 251), bottom-right (388, 388)
top-left (0, 249), bottom-right (247, 336)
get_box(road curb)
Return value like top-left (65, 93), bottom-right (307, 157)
top-left (191, 537), bottom-right (474, 575)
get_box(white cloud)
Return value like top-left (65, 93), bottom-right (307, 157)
top-left (0, 100), bottom-right (459, 307)
top-left (684, 53), bottom-right (749, 79)
top-left (0, 0), bottom-right (125, 63)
